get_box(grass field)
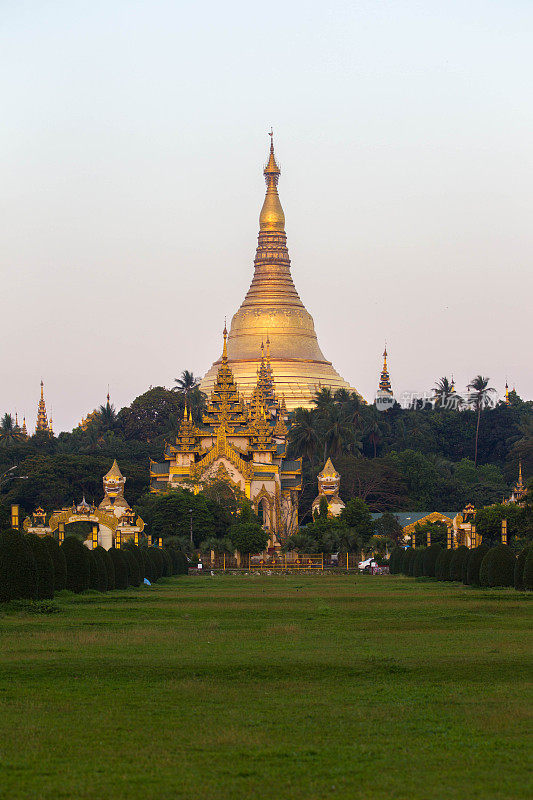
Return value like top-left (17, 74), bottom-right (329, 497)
top-left (0, 574), bottom-right (531, 800)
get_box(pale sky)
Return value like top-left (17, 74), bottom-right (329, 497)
top-left (1, 0), bottom-right (532, 432)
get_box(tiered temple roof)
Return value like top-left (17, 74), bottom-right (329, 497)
top-left (378, 347), bottom-right (392, 394)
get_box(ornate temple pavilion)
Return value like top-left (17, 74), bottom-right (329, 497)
top-left (151, 328), bottom-right (302, 546)
top-left (200, 135), bottom-right (358, 410)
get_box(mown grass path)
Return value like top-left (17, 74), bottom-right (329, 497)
top-left (0, 575), bottom-right (531, 799)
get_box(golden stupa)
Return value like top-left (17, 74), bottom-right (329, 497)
top-left (200, 134), bottom-right (358, 409)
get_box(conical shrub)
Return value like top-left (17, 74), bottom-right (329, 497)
top-left (61, 536), bottom-right (90, 593)
top-left (465, 544), bottom-right (490, 586)
top-left (0, 531), bottom-right (37, 602)
top-left (423, 543), bottom-right (442, 577)
top-left (42, 535), bottom-right (67, 592)
top-left (26, 534), bottom-right (55, 600)
top-left (413, 547), bottom-right (426, 577)
top-left (96, 546), bottom-right (115, 590)
top-left (479, 545), bottom-right (515, 588)
top-left (449, 545), bottom-right (469, 582)
top-left (108, 548), bottom-right (130, 589)
top-left (514, 547), bottom-right (531, 591)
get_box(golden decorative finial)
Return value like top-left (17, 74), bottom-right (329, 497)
top-left (183, 404), bottom-right (188, 420)
top-left (260, 130), bottom-right (284, 232)
top-left (222, 321), bottom-right (228, 362)
top-left (505, 380), bottom-right (509, 405)
top-left (40, 380), bottom-right (44, 400)
top-left (107, 385), bottom-right (110, 406)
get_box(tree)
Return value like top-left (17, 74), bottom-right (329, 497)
top-left (173, 370), bottom-right (199, 395)
top-left (0, 414), bottom-right (24, 448)
top-left (467, 376), bottom-right (496, 466)
top-left (118, 387), bottom-right (183, 442)
top-left (475, 503), bottom-right (522, 548)
top-left (229, 522), bottom-right (268, 555)
top-left (340, 499), bottom-right (373, 548)
top-left (287, 408), bottom-right (319, 463)
top-left (433, 377), bottom-right (462, 409)
top-left (373, 512), bottom-right (404, 545)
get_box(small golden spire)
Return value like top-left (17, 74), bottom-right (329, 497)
top-left (183, 404), bottom-right (188, 420)
top-left (260, 130), bottom-right (285, 232)
top-left (378, 345), bottom-right (392, 394)
top-left (222, 320), bottom-right (228, 362)
top-left (22, 417), bottom-right (28, 438)
top-left (505, 380), bottom-right (509, 405)
top-left (451, 375), bottom-right (456, 393)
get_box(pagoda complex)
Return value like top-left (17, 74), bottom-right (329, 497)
top-left (151, 327), bottom-right (302, 545)
top-left (200, 134), bottom-right (358, 410)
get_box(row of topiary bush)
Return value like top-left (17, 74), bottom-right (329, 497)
top-left (389, 541), bottom-right (533, 590)
top-left (0, 532), bottom-right (188, 602)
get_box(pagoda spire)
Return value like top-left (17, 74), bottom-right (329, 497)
top-left (199, 134), bottom-right (358, 408)
top-left (21, 417), bottom-right (28, 438)
top-left (505, 380), bottom-right (510, 405)
top-left (378, 346), bottom-right (392, 394)
top-left (35, 380), bottom-right (49, 433)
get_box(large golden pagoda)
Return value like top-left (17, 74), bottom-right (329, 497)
top-left (200, 134), bottom-right (358, 409)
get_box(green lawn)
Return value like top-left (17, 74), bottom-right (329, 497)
top-left (0, 575), bottom-right (531, 800)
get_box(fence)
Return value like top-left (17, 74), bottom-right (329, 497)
top-left (191, 552), bottom-right (365, 572)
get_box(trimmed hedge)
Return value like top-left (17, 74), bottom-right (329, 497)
top-left (161, 547), bottom-right (173, 577)
top-left (166, 545), bottom-right (188, 575)
top-left (449, 545), bottom-right (469, 583)
top-left (42, 536), bottom-right (67, 592)
top-left (26, 534), bottom-right (55, 600)
top-left (521, 547), bottom-right (533, 591)
top-left (423, 543), bottom-right (442, 577)
top-left (108, 548), bottom-right (130, 590)
top-left (89, 548), bottom-right (108, 592)
top-left (122, 542), bottom-right (144, 577)
top-left (139, 547), bottom-right (154, 582)
top-left (61, 536), bottom-right (90, 593)
top-left (388, 547), bottom-right (402, 574)
top-left (436, 548), bottom-right (454, 581)
top-left (465, 544), bottom-right (490, 586)
top-left (96, 546), bottom-right (115, 590)
top-left (514, 547), bottom-right (531, 591)
top-left (0, 531), bottom-right (37, 602)
top-left (122, 548), bottom-right (141, 587)
top-left (147, 547), bottom-right (164, 581)
top-left (479, 545), bottom-right (515, 588)
top-left (404, 548), bottom-right (416, 576)
top-left (413, 547), bottom-right (426, 578)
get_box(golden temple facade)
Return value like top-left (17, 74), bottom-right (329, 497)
top-left (200, 135), bottom-right (358, 410)
top-left (151, 328), bottom-right (302, 545)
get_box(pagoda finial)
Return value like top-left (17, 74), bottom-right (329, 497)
top-left (222, 321), bottom-right (228, 362)
top-left (40, 380), bottom-right (44, 400)
top-left (517, 458), bottom-right (523, 492)
top-left (260, 130), bottom-right (284, 232)
top-left (505, 379), bottom-right (510, 405)
top-left (22, 416), bottom-right (28, 438)
top-left (107, 385), bottom-right (110, 406)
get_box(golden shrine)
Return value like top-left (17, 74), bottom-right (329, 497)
top-left (151, 327), bottom-right (302, 545)
top-left (200, 134), bottom-right (358, 410)
top-left (35, 381), bottom-right (53, 435)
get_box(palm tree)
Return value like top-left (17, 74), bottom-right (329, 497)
top-left (0, 414), bottom-right (23, 447)
top-left (320, 406), bottom-right (361, 460)
top-left (187, 386), bottom-right (207, 424)
top-left (287, 408), bottom-right (319, 463)
top-left (467, 375), bottom-right (496, 466)
top-left (97, 401), bottom-right (118, 433)
top-left (433, 376), bottom-right (463, 409)
top-left (173, 370), bottom-right (200, 397)
top-left (312, 387), bottom-right (335, 416)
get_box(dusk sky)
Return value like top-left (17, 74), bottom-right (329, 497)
top-left (2, 0), bottom-right (532, 432)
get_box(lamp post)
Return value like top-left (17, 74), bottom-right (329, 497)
top-left (189, 508), bottom-right (193, 547)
